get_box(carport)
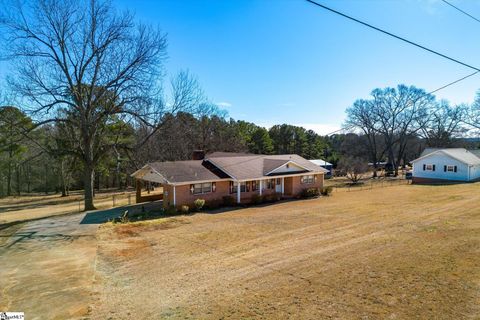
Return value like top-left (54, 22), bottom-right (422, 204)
top-left (131, 166), bottom-right (165, 203)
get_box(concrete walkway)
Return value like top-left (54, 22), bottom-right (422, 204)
top-left (0, 201), bottom-right (162, 319)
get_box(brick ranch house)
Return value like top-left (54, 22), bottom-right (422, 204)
top-left (131, 151), bottom-right (327, 208)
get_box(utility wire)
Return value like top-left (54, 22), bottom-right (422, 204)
top-left (428, 70), bottom-right (478, 95)
top-left (305, 0), bottom-right (480, 72)
top-left (441, 0), bottom-right (480, 24)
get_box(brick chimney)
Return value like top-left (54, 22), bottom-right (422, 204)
top-left (192, 150), bottom-right (205, 160)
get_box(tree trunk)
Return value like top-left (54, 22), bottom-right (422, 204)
top-left (7, 161), bottom-right (12, 196)
top-left (16, 165), bottom-right (21, 195)
top-left (387, 146), bottom-right (397, 177)
top-left (60, 160), bottom-right (68, 197)
top-left (84, 166), bottom-right (96, 211)
top-left (44, 163), bottom-right (48, 195)
top-left (26, 165), bottom-right (31, 193)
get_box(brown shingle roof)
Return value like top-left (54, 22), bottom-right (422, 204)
top-left (133, 153), bottom-right (327, 184)
top-left (206, 152), bottom-right (255, 158)
top-left (206, 154), bottom-right (327, 180)
top-left (263, 159), bottom-right (290, 175)
top-left (147, 160), bottom-right (227, 183)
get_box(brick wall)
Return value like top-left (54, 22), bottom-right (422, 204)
top-left (163, 173), bottom-right (325, 208)
top-left (287, 174), bottom-right (324, 196)
top-left (412, 176), bottom-right (466, 185)
top-left (164, 181), bottom-right (231, 208)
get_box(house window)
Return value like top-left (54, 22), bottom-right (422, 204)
top-left (240, 182), bottom-right (247, 192)
top-left (229, 181), bottom-right (259, 193)
top-left (266, 179), bottom-right (275, 189)
top-left (445, 165), bottom-right (457, 172)
top-left (301, 175), bottom-right (314, 184)
top-left (424, 164), bottom-right (435, 171)
top-left (192, 182), bottom-right (213, 194)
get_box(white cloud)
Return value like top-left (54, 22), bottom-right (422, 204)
top-left (295, 123), bottom-right (343, 135)
top-left (216, 101), bottom-right (232, 108)
top-left (256, 122), bottom-right (343, 136)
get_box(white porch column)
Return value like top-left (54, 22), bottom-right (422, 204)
top-left (281, 177), bottom-right (285, 195)
top-left (259, 180), bottom-right (263, 196)
top-left (237, 181), bottom-right (241, 204)
top-left (173, 185), bottom-right (176, 207)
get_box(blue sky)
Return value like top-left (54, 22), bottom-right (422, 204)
top-left (3, 0), bottom-right (480, 134)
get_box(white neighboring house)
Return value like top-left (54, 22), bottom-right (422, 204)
top-left (411, 148), bottom-right (480, 183)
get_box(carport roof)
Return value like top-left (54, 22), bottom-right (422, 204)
top-left (132, 160), bottom-right (228, 184)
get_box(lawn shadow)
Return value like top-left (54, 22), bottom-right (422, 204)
top-left (0, 197), bottom-right (82, 213)
top-left (0, 231), bottom-right (94, 249)
top-left (80, 200), bottom-right (164, 224)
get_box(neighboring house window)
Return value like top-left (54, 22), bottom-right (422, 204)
top-left (444, 165), bottom-right (457, 172)
top-left (191, 182), bottom-right (213, 195)
top-left (301, 175), bottom-right (314, 184)
top-left (423, 164), bottom-right (435, 171)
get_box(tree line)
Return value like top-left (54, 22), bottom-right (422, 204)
top-left (0, 105), bottom-right (334, 198)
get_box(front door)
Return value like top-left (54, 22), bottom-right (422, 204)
top-left (275, 178), bottom-right (282, 193)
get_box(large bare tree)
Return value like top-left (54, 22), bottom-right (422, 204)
top-left (0, 0), bottom-right (195, 209)
top-left (420, 100), bottom-right (467, 147)
top-left (345, 99), bottom-right (385, 177)
top-left (371, 85), bottom-right (433, 175)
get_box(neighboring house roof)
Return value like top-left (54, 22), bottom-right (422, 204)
top-left (412, 148), bottom-right (480, 166)
top-left (132, 153), bottom-right (327, 184)
top-left (309, 159), bottom-right (333, 167)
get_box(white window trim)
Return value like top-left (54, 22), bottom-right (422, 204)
top-left (425, 164), bottom-right (434, 171)
top-left (447, 165), bottom-right (455, 172)
top-left (301, 175), bottom-right (315, 184)
top-left (193, 182), bottom-right (213, 195)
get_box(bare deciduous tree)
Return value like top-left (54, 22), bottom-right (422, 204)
top-left (345, 99), bottom-right (385, 177)
top-left (0, 0), bottom-right (192, 209)
top-left (420, 100), bottom-right (467, 147)
top-left (338, 156), bottom-right (368, 184)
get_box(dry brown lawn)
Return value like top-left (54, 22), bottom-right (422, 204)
top-left (0, 191), bottom-right (136, 224)
top-left (90, 183), bottom-right (480, 319)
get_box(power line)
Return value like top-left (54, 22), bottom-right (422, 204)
top-left (441, 0), bottom-right (480, 24)
top-left (305, 0), bottom-right (480, 72)
top-left (428, 70), bottom-right (478, 95)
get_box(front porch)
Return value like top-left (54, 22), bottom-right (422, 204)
top-left (234, 177), bottom-right (299, 203)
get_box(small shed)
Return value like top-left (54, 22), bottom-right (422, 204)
top-left (309, 159), bottom-right (333, 178)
